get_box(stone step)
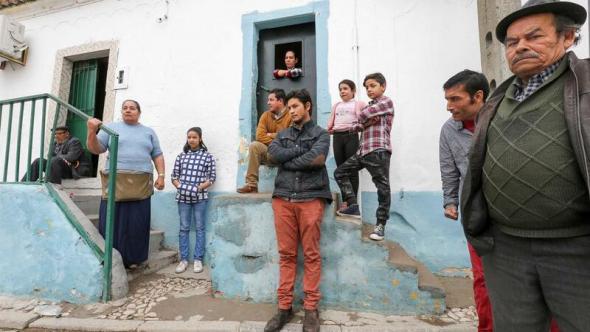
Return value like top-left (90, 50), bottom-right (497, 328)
top-left (87, 213), bottom-right (99, 228)
top-left (68, 191), bottom-right (101, 216)
top-left (127, 249), bottom-right (177, 282)
top-left (62, 178), bottom-right (102, 216)
top-left (149, 229), bottom-right (164, 254)
top-left (361, 223), bottom-right (445, 299)
top-left (334, 215), bottom-right (362, 226)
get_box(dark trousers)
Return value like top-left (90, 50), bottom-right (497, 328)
top-left (334, 149), bottom-right (391, 225)
top-left (21, 157), bottom-right (71, 184)
top-left (482, 227), bottom-right (590, 332)
top-left (333, 132), bottom-right (359, 198)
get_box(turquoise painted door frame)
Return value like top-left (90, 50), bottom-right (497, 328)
top-left (237, 1), bottom-right (330, 187)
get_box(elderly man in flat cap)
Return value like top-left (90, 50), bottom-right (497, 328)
top-left (460, 0), bottom-right (590, 330)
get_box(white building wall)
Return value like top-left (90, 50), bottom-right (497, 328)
top-left (1, 0), bottom-right (482, 192)
top-left (328, 0), bottom-right (481, 192)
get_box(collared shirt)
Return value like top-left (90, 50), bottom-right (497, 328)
top-left (439, 119), bottom-right (473, 208)
top-left (172, 148), bottom-right (216, 203)
top-left (273, 108), bottom-right (287, 120)
top-left (513, 58), bottom-right (563, 102)
top-left (354, 96), bottom-right (394, 156)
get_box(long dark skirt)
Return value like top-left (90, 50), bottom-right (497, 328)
top-left (99, 198), bottom-right (151, 268)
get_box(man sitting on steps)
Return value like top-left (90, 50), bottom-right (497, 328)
top-left (237, 88), bottom-right (291, 193)
top-left (21, 125), bottom-right (90, 184)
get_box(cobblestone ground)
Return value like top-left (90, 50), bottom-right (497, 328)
top-left (0, 270), bottom-right (479, 329)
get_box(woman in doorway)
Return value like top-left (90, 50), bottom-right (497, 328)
top-left (273, 50), bottom-right (303, 79)
top-left (86, 100), bottom-right (165, 268)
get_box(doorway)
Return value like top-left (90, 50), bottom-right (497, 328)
top-left (256, 22), bottom-right (316, 123)
top-left (66, 57), bottom-right (108, 176)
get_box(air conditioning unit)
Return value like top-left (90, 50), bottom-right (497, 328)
top-left (0, 15), bottom-right (27, 62)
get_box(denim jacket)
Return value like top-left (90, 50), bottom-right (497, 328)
top-left (268, 120), bottom-right (332, 203)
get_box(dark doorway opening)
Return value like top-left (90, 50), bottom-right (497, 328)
top-left (67, 56), bottom-right (108, 176)
top-left (274, 42), bottom-right (303, 71)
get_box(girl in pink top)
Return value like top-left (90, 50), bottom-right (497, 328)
top-left (327, 80), bottom-right (366, 208)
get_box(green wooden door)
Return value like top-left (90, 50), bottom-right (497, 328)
top-left (67, 59), bottom-right (98, 149)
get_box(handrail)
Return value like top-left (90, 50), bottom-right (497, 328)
top-left (0, 93), bottom-right (118, 302)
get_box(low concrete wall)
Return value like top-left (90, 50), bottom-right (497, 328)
top-left (0, 184), bottom-right (103, 303)
top-left (151, 191), bottom-right (460, 315)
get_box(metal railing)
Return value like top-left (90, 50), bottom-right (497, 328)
top-left (0, 93), bottom-right (118, 302)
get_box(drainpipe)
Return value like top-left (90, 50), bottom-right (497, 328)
top-left (352, 0), bottom-right (362, 206)
top-left (352, 0), bottom-right (360, 85)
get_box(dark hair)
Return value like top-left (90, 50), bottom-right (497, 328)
top-left (339, 79), bottom-right (356, 97)
top-left (269, 88), bottom-right (286, 103)
top-left (54, 125), bottom-right (69, 133)
top-left (363, 73), bottom-right (386, 87)
top-left (183, 127), bottom-right (208, 153)
top-left (122, 99), bottom-right (141, 112)
top-left (285, 50), bottom-right (298, 59)
top-left (443, 70), bottom-right (490, 102)
top-left (554, 14), bottom-right (582, 46)
top-left (286, 89), bottom-right (313, 115)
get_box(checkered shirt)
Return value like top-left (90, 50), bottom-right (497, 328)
top-left (172, 148), bottom-right (216, 203)
top-left (353, 96), bottom-right (394, 156)
top-left (513, 58), bottom-right (562, 102)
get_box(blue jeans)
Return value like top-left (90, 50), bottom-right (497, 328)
top-left (178, 201), bottom-right (208, 261)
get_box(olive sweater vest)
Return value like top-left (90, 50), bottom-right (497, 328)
top-left (482, 59), bottom-right (590, 238)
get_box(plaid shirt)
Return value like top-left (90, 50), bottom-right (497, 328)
top-left (353, 96), bottom-right (394, 156)
top-left (513, 58), bottom-right (562, 102)
top-left (172, 148), bottom-right (216, 203)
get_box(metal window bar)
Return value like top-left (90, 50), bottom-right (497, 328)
top-left (0, 93), bottom-right (119, 302)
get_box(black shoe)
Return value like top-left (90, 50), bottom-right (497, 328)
top-left (303, 309), bottom-right (320, 332)
top-left (336, 203), bottom-right (361, 218)
top-left (264, 308), bottom-right (293, 332)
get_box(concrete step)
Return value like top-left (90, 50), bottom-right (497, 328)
top-left (62, 178), bottom-right (102, 216)
top-left (68, 192), bottom-right (101, 216)
top-left (149, 229), bottom-right (164, 254)
top-left (361, 223), bottom-right (445, 299)
top-left (334, 215), bottom-right (362, 226)
top-left (87, 213), bottom-right (99, 228)
top-left (127, 249), bottom-right (178, 282)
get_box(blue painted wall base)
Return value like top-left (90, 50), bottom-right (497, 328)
top-left (152, 192), bottom-right (449, 315)
top-left (0, 184), bottom-right (103, 303)
top-left (360, 192), bottom-right (470, 276)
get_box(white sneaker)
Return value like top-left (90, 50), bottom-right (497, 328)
top-left (175, 260), bottom-right (188, 273)
top-left (194, 260), bottom-right (203, 273)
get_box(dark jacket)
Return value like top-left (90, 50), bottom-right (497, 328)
top-left (460, 52), bottom-right (590, 256)
top-left (268, 120), bottom-right (332, 202)
top-left (50, 136), bottom-right (91, 179)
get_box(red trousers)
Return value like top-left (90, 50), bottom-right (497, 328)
top-left (469, 243), bottom-right (494, 332)
top-left (469, 244), bottom-right (561, 332)
top-left (272, 198), bottom-right (325, 310)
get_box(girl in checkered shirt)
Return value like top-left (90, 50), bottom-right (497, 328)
top-left (171, 127), bottom-right (216, 274)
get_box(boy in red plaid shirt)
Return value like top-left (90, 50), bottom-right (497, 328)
top-left (334, 72), bottom-right (394, 241)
